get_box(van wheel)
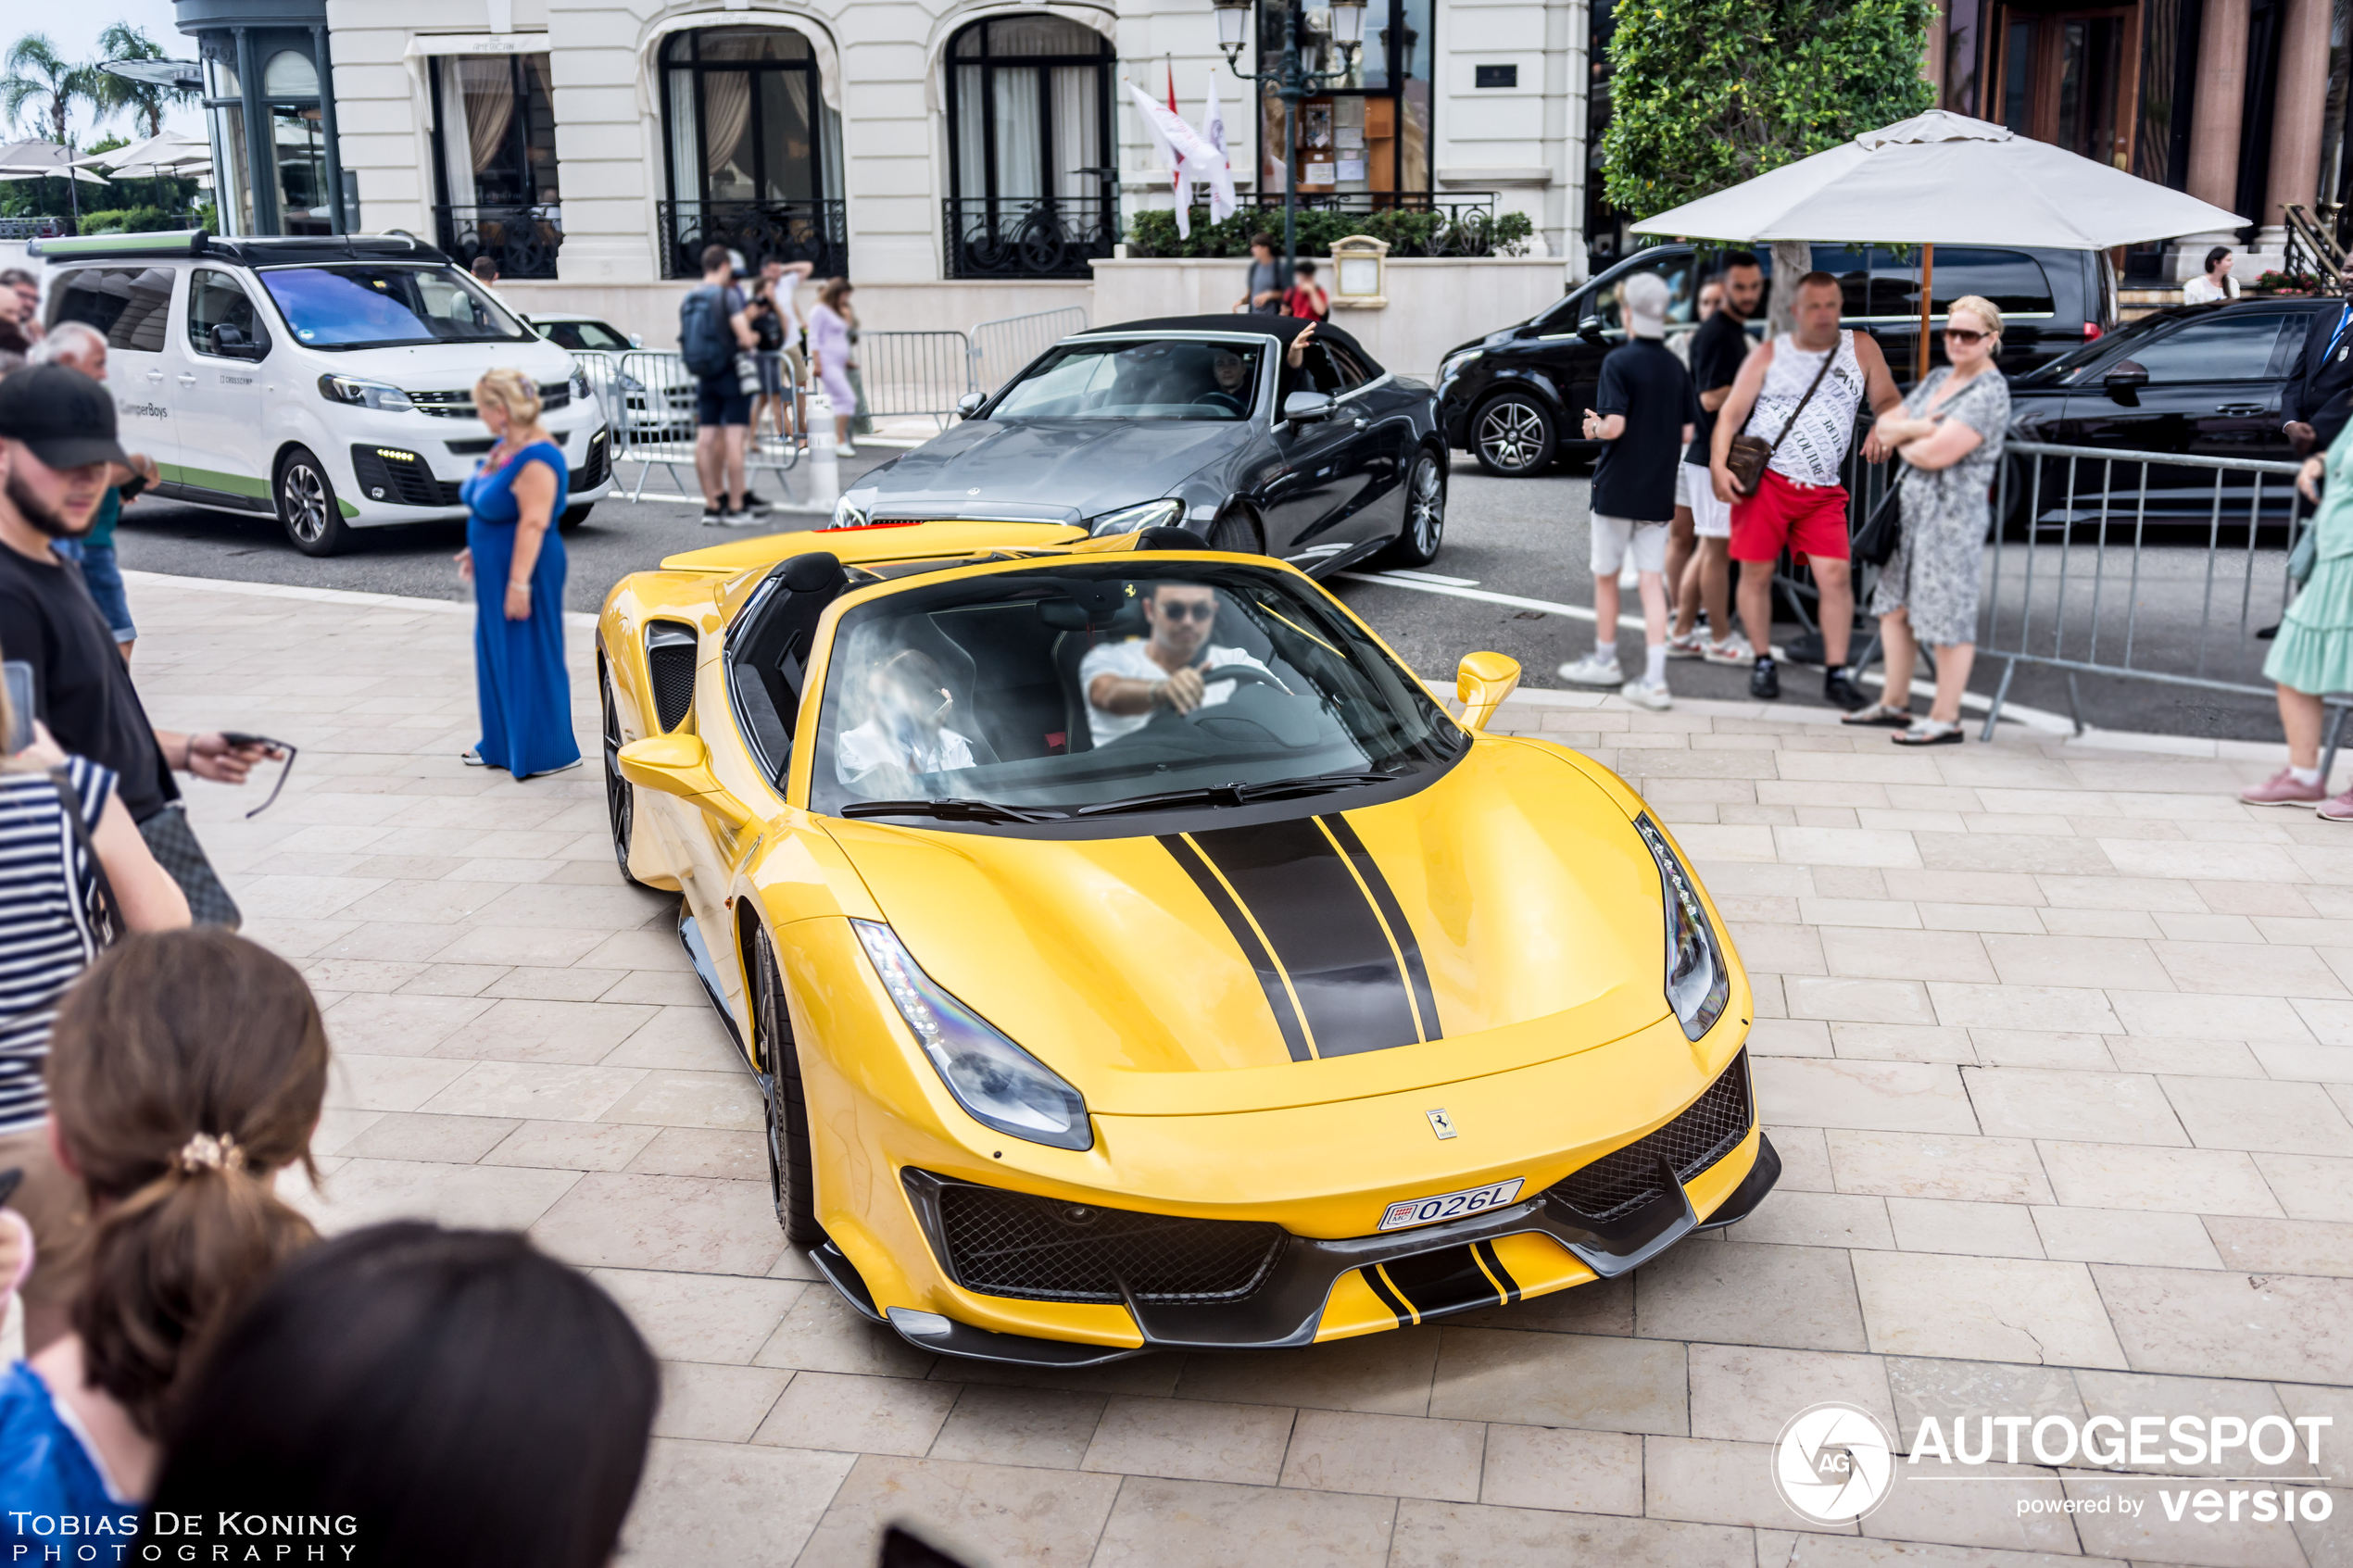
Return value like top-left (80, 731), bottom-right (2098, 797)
top-left (277, 447), bottom-right (351, 557)
top-left (560, 502), bottom-right (593, 532)
top-left (1471, 394), bottom-right (1557, 477)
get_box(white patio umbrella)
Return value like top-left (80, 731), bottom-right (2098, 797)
top-left (1632, 110), bottom-right (2249, 377)
top-left (72, 132), bottom-right (208, 172)
top-left (0, 167), bottom-right (109, 184)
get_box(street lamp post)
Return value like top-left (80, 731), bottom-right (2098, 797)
top-left (1211, 0), bottom-right (1365, 291)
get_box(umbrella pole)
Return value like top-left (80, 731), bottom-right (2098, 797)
top-left (1916, 243), bottom-right (1934, 384)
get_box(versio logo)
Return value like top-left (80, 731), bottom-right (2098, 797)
top-left (1774, 1402), bottom-right (1897, 1524)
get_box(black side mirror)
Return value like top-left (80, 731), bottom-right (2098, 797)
top-left (210, 322), bottom-right (264, 361)
top-left (2103, 364), bottom-right (2148, 387)
top-left (954, 391), bottom-right (987, 420)
top-left (1579, 316), bottom-right (1605, 340)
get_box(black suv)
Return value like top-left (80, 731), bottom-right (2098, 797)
top-left (1439, 242), bottom-right (2117, 475)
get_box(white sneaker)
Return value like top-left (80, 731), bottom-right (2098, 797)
top-left (837, 441), bottom-right (858, 457)
top-left (720, 508), bottom-right (760, 529)
top-left (1556, 651), bottom-right (1624, 687)
top-left (1620, 678), bottom-right (1673, 710)
top-left (1665, 631), bottom-right (1707, 659)
top-left (1702, 634), bottom-right (1755, 666)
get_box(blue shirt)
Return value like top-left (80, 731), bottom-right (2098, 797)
top-left (0, 1361), bottom-right (136, 1553)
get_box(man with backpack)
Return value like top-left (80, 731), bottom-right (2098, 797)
top-left (679, 245), bottom-right (761, 526)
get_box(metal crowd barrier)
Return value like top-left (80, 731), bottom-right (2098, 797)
top-left (850, 330), bottom-right (978, 429)
top-left (607, 349), bottom-right (802, 503)
top-left (969, 306), bottom-right (1089, 393)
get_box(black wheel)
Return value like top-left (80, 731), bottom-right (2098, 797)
top-left (1376, 449), bottom-right (1447, 567)
top-left (753, 924), bottom-right (824, 1247)
top-left (276, 446), bottom-right (352, 556)
top-left (1471, 394), bottom-right (1557, 477)
top-left (560, 502), bottom-right (593, 531)
top-left (600, 663), bottom-right (649, 890)
top-left (1207, 506), bottom-right (1265, 556)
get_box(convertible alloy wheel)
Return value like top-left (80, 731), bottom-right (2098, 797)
top-left (600, 666), bottom-right (649, 889)
top-left (1378, 451), bottom-right (1448, 568)
top-left (1472, 395), bottom-right (1557, 478)
top-left (754, 925), bottom-right (824, 1247)
top-left (276, 446), bottom-right (351, 557)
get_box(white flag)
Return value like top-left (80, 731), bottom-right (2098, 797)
top-left (1126, 79), bottom-right (1223, 240)
top-left (1200, 73), bottom-right (1236, 224)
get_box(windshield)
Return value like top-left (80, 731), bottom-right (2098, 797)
top-left (806, 561), bottom-right (1463, 821)
top-left (258, 264), bottom-right (535, 350)
top-left (988, 339), bottom-right (1267, 421)
top-left (540, 319), bottom-right (630, 351)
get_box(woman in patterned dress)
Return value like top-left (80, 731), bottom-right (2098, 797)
top-left (2242, 420), bottom-right (2353, 814)
top-left (1844, 295), bottom-right (2011, 746)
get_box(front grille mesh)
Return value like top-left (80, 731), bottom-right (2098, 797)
top-left (646, 628), bottom-right (696, 731)
top-left (349, 446), bottom-right (460, 508)
top-left (937, 1183), bottom-right (1285, 1304)
top-left (1548, 1051), bottom-right (1753, 1222)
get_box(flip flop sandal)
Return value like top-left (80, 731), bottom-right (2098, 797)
top-left (1893, 721), bottom-right (1964, 746)
top-left (460, 748), bottom-right (487, 766)
top-left (1841, 703), bottom-right (1914, 728)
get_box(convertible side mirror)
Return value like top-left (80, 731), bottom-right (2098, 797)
top-left (955, 391), bottom-right (988, 419)
top-left (629, 332), bottom-right (646, 348)
top-left (1455, 650), bottom-right (1522, 733)
top-left (1282, 390), bottom-right (1335, 425)
top-left (1579, 316), bottom-right (1605, 340)
top-left (616, 734), bottom-right (756, 830)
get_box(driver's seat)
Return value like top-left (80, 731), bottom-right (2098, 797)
top-left (1040, 596), bottom-right (1144, 754)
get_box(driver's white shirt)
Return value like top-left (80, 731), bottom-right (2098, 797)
top-left (1080, 640), bottom-right (1272, 747)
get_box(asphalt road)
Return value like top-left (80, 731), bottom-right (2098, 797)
top-left (108, 448), bottom-right (2288, 743)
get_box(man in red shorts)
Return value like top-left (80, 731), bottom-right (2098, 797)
top-left (1710, 271), bottom-right (1902, 707)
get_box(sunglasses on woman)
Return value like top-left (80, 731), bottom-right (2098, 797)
top-left (1944, 326), bottom-right (1992, 345)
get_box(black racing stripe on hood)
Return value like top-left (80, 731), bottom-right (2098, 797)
top-left (1159, 833), bottom-right (1312, 1062)
top-left (1187, 818), bottom-right (1421, 1058)
top-left (1319, 812), bottom-right (1441, 1042)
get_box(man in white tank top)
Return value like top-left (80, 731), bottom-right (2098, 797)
top-left (1708, 271), bottom-right (1903, 708)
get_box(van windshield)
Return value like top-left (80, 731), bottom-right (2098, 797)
top-left (258, 264), bottom-right (534, 350)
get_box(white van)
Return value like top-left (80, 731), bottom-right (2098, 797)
top-left (32, 230), bottom-right (612, 556)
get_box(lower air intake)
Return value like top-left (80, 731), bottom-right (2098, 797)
top-left (1548, 1050), bottom-right (1753, 1223)
top-left (934, 1181), bottom-right (1285, 1305)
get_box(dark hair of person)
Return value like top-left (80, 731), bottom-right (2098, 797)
top-left (0, 268), bottom-right (33, 289)
top-left (1794, 270), bottom-right (1841, 296)
top-left (1294, 259), bottom-right (1316, 277)
top-left (1720, 250), bottom-right (1761, 273)
top-left (145, 1223), bottom-right (658, 1568)
top-left (1250, 231), bottom-right (1277, 253)
top-left (48, 930), bottom-right (329, 1435)
top-left (470, 256), bottom-right (498, 282)
top-left (2205, 245), bottom-right (2232, 275)
top-left (819, 275), bottom-right (853, 308)
top-left (700, 243), bottom-right (734, 275)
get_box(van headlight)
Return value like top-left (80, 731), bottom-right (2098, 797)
top-left (1634, 815), bottom-right (1730, 1041)
top-left (318, 374), bottom-right (413, 412)
top-left (1087, 498), bottom-right (1186, 537)
top-left (853, 921), bottom-right (1091, 1151)
top-left (572, 365), bottom-right (592, 402)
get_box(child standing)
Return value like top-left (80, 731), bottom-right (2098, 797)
top-left (1557, 271), bottom-right (1699, 709)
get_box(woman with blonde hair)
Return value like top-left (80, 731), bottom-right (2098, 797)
top-left (1844, 295), bottom-right (2012, 746)
top-left (454, 370), bottom-right (578, 778)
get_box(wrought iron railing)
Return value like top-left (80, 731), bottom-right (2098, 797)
top-left (655, 200), bottom-right (847, 281)
top-left (1240, 191), bottom-right (1506, 257)
top-left (434, 206), bottom-right (563, 281)
top-left (2282, 205), bottom-right (2346, 295)
top-left (943, 195), bottom-right (1117, 281)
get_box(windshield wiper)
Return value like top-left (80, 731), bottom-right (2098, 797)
top-left (838, 797), bottom-right (1069, 823)
top-left (1074, 770), bottom-right (1403, 818)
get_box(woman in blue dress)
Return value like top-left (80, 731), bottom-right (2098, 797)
top-left (456, 369), bottom-right (580, 778)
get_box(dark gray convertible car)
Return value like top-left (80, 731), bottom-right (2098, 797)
top-left (832, 315), bottom-right (1447, 573)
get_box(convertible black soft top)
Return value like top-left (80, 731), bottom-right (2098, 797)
top-left (1081, 315), bottom-right (1381, 375)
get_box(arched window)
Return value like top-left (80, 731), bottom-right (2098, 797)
top-left (659, 28), bottom-right (847, 279)
top-left (943, 15), bottom-right (1115, 278)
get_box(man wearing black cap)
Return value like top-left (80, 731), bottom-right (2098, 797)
top-left (0, 367), bottom-right (275, 913)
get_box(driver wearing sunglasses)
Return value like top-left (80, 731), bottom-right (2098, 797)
top-left (836, 647), bottom-right (981, 792)
top-left (1082, 581), bottom-right (1275, 747)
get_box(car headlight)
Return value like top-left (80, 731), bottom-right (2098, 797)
top-left (572, 365), bottom-right (592, 402)
top-left (1087, 497), bottom-right (1187, 537)
top-left (617, 372), bottom-right (646, 393)
top-left (852, 921), bottom-right (1091, 1151)
top-left (317, 374), bottom-right (413, 412)
top-left (1441, 348), bottom-right (1484, 382)
top-left (831, 494), bottom-right (870, 529)
top-left (1633, 815), bottom-right (1730, 1041)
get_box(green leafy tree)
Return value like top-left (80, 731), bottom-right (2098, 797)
top-left (1601, 0), bottom-right (1934, 302)
top-left (4, 32), bottom-right (101, 145)
top-left (91, 22), bottom-right (193, 140)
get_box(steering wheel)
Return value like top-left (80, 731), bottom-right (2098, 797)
top-left (1195, 390), bottom-right (1247, 415)
top-left (1140, 664), bottom-right (1294, 731)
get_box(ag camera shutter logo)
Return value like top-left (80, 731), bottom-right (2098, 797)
top-left (1773, 1402), bottom-right (1897, 1524)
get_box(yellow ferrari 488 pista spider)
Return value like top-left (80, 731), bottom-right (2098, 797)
top-left (598, 519), bottom-right (1777, 1366)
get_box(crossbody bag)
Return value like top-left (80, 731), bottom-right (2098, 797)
top-left (1725, 334), bottom-right (1840, 497)
top-left (47, 769), bottom-right (124, 948)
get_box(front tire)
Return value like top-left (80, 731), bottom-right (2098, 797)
top-left (753, 924), bottom-right (824, 1248)
top-left (1207, 506), bottom-right (1265, 557)
top-left (1471, 393), bottom-right (1557, 477)
top-left (1377, 449), bottom-right (1447, 567)
top-left (276, 446), bottom-right (352, 556)
top-left (600, 663), bottom-right (650, 890)
top-left (560, 502), bottom-right (593, 531)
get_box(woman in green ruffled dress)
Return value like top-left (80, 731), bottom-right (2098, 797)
top-left (2246, 425), bottom-right (2353, 815)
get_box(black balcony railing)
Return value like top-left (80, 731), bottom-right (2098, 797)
top-left (943, 195), bottom-right (1117, 281)
top-left (656, 200), bottom-right (848, 281)
top-left (434, 206), bottom-right (563, 281)
top-left (1239, 191), bottom-right (1506, 257)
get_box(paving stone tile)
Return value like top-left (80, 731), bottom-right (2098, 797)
top-left (1863, 1459), bottom-right (2080, 1554)
top-left (424, 997), bottom-right (657, 1064)
top-left (600, 1005), bottom-right (740, 1070)
top-left (1882, 868), bottom-right (2046, 906)
top-left (1687, 1343), bottom-right (1893, 1444)
top-left (797, 1455), bottom-right (1120, 1568)
top-left (624, 1127), bottom-right (764, 1182)
top-left (1476, 1424), bottom-right (1642, 1514)
top-left (2107, 990), bottom-right (2317, 1043)
top-left (1751, 1017), bottom-right (1835, 1058)
top-left (1634, 1241), bottom-right (1868, 1353)
top-left (418, 1059), bottom-right (647, 1123)
top-left (1176, 1329), bottom-right (1440, 1416)
top-left (1884, 1357), bottom-right (2085, 1444)
top-left (2093, 1264), bottom-right (2353, 1384)
top-left (2155, 940), bottom-right (2353, 999)
top-left (1885, 1196), bottom-right (2045, 1259)
top-left (533, 1173), bottom-right (785, 1276)
top-left (475, 964), bottom-right (623, 1001)
top-left (652, 1361), bottom-right (792, 1442)
top-left (1785, 977), bottom-right (1941, 1026)
top-left (591, 1267), bottom-right (809, 1364)
top-left (2038, 1141), bottom-right (2284, 1217)
top-left (430, 924), bottom-right (612, 968)
top-left (613, 1437), bottom-right (851, 1568)
top-left (2274, 1383), bottom-right (2353, 1484)
top-left (753, 1370), bottom-right (961, 1456)
top-left (1079, 1395), bottom-right (1295, 1484)
top-left (2056, 1468), bottom-right (2309, 1567)
top-left (1968, 1028), bottom-right (2115, 1070)
top-left (1429, 1328), bottom-right (1689, 1433)
top-left (1092, 1476), bottom-right (1392, 1568)
top-left (1818, 927), bottom-right (1996, 985)
top-left (1755, 1534), bottom-right (2127, 1568)
top-left (1390, 1500), bottom-right (1753, 1568)
top-left (483, 1120), bottom-right (660, 1172)
top-left (1774, 827), bottom-right (1924, 868)
top-left (321, 992), bottom-right (493, 1056)
top-left (2032, 1207), bottom-right (2226, 1270)
top-left (299, 1157), bottom-right (578, 1233)
top-left (1829, 1023), bottom-right (1978, 1063)
top-left (1754, 1060), bottom-right (1979, 1135)
top-left (2108, 1035), bottom-right (2268, 1078)
top-left (2253, 1037), bottom-right (2353, 1084)
top-left (927, 1386), bottom-right (1106, 1469)
top-left (597, 1069), bottom-right (763, 1132)
top-left (1279, 1409), bottom-right (1485, 1501)
top-left (1852, 1252), bottom-right (2128, 1368)
top-left (1926, 982), bottom-right (2122, 1033)
top-left (1721, 1189), bottom-right (1895, 1249)
top-left (1644, 1435), bottom-right (1851, 1532)
top-left (1981, 934), bottom-right (2175, 992)
top-left (2202, 1215), bottom-right (2353, 1277)
top-left (339, 1110), bottom-right (519, 1164)
top-left (1964, 1067), bottom-right (2190, 1146)
top-left (2161, 1075), bottom-right (2353, 1156)
top-left (1919, 900), bottom-right (2047, 935)
top-left (2040, 907), bottom-right (2167, 939)
top-left (2253, 1153), bottom-right (2353, 1220)
top-left (2070, 1371), bottom-right (2293, 1478)
top-left (1827, 1131), bottom-right (2054, 1203)
top-left (754, 1288), bottom-right (939, 1379)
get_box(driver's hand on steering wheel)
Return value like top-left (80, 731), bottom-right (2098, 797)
top-left (1154, 667), bottom-right (1209, 714)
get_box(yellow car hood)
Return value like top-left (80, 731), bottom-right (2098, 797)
top-left (823, 741), bottom-right (1682, 1116)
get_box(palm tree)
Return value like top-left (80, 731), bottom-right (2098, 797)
top-left (3, 32), bottom-right (103, 223)
top-left (91, 22), bottom-right (193, 141)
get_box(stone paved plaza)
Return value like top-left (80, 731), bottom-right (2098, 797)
top-left (125, 569), bottom-right (2353, 1568)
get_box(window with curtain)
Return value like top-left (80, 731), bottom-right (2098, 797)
top-left (432, 54), bottom-right (560, 211)
top-left (945, 16), bottom-right (1113, 209)
top-left (1253, 0), bottom-right (1431, 197)
top-left (661, 29), bottom-right (832, 210)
